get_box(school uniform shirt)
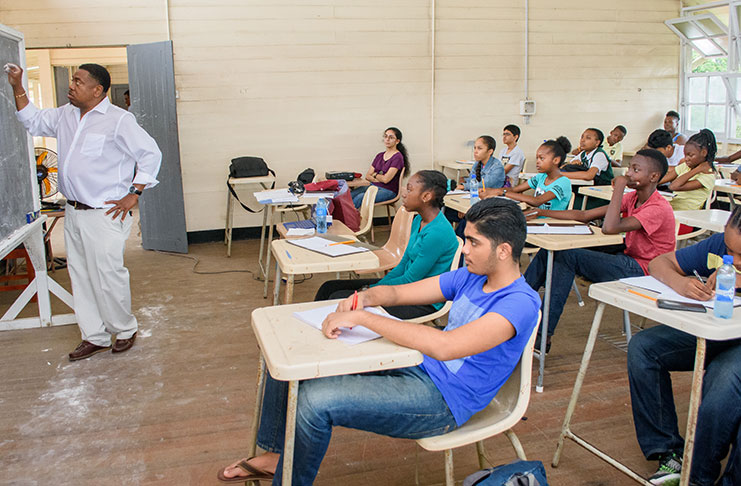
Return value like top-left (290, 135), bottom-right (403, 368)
top-left (676, 232), bottom-right (729, 278)
top-left (669, 162), bottom-right (716, 211)
top-left (463, 155), bottom-right (505, 190)
top-left (374, 211), bottom-right (458, 310)
top-left (499, 145), bottom-right (526, 184)
top-left (527, 173), bottom-right (572, 211)
top-left (575, 148), bottom-right (610, 175)
top-left (370, 151), bottom-right (405, 194)
top-left (667, 144), bottom-right (685, 167)
top-left (621, 190), bottom-right (676, 274)
top-left (16, 98), bottom-right (161, 207)
top-left (420, 269), bottom-right (540, 425)
top-left (604, 140), bottom-right (623, 163)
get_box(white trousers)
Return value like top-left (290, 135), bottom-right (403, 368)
top-left (64, 206), bottom-right (137, 346)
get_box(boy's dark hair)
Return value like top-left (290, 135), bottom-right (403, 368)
top-left (504, 124), bottom-right (521, 140)
top-left (615, 125), bottom-right (627, 135)
top-left (124, 89), bottom-right (130, 96)
top-left (78, 63), bottom-right (111, 93)
top-left (415, 170), bottom-right (448, 209)
top-left (727, 205), bottom-right (741, 232)
top-left (541, 136), bottom-right (572, 165)
top-left (465, 198), bottom-right (526, 261)
top-left (636, 148), bottom-right (668, 180)
top-left (686, 128), bottom-right (717, 168)
top-left (647, 129), bottom-right (673, 149)
top-left (666, 110), bottom-right (680, 120)
top-left (587, 127), bottom-right (605, 145)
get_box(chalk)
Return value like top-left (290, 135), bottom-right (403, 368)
top-left (3, 62), bottom-right (19, 73)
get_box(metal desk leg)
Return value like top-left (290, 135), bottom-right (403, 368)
top-left (282, 380), bottom-right (299, 486)
top-left (273, 261), bottom-right (281, 305)
top-left (263, 207), bottom-right (275, 298)
top-left (553, 302), bottom-right (605, 467)
top-left (680, 338), bottom-right (707, 486)
top-left (247, 354), bottom-right (267, 486)
top-left (258, 204), bottom-right (269, 273)
top-left (225, 186), bottom-right (233, 256)
top-left (536, 250), bottom-right (554, 393)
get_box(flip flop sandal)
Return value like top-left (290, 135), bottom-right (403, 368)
top-left (217, 457), bottom-right (275, 483)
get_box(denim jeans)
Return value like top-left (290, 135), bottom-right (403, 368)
top-left (257, 365), bottom-right (457, 486)
top-left (627, 325), bottom-right (741, 486)
top-left (523, 248), bottom-right (643, 336)
top-left (351, 184), bottom-right (397, 208)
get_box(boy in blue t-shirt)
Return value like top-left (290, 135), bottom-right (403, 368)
top-left (218, 198), bottom-right (541, 485)
top-left (627, 206), bottom-right (741, 486)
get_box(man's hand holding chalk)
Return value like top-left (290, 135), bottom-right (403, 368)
top-left (4, 62), bottom-right (20, 74)
top-left (4, 62), bottom-right (28, 110)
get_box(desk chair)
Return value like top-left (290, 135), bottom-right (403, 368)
top-left (373, 167), bottom-right (406, 241)
top-left (354, 185), bottom-right (378, 241)
top-left (354, 206), bottom-right (415, 278)
top-left (407, 236), bottom-right (464, 327)
top-left (415, 313), bottom-right (541, 486)
top-left (675, 184), bottom-right (716, 248)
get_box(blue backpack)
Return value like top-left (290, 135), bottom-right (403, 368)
top-left (463, 460), bottom-right (548, 486)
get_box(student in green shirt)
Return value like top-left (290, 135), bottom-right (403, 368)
top-left (315, 170), bottom-right (459, 319)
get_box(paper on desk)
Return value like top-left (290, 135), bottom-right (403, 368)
top-left (293, 304), bottom-right (398, 345)
top-left (287, 236), bottom-right (369, 257)
top-left (286, 228), bottom-right (315, 236)
top-left (527, 223), bottom-right (592, 235)
top-left (716, 179), bottom-right (736, 186)
top-left (254, 188), bottom-right (299, 204)
top-left (619, 275), bottom-right (741, 309)
top-left (446, 189), bottom-right (467, 195)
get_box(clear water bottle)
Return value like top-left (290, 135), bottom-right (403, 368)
top-left (315, 198), bottom-right (328, 234)
top-left (469, 174), bottom-right (480, 206)
top-left (714, 255), bottom-right (735, 319)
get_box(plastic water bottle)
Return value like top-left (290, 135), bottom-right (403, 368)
top-left (315, 198), bottom-right (328, 234)
top-left (469, 174), bottom-right (480, 206)
top-left (714, 255), bottom-right (735, 319)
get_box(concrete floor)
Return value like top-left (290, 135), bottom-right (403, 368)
top-left (0, 212), bottom-right (692, 486)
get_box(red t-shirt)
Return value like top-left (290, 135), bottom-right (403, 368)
top-left (620, 189), bottom-right (676, 274)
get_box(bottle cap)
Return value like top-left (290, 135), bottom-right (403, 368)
top-left (723, 255), bottom-right (733, 265)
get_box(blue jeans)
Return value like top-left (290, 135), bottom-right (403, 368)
top-left (627, 325), bottom-right (741, 486)
top-left (256, 365), bottom-right (457, 486)
top-left (523, 248), bottom-right (643, 336)
top-left (351, 185), bottom-right (397, 208)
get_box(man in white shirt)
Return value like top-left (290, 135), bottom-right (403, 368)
top-left (7, 63), bottom-right (162, 361)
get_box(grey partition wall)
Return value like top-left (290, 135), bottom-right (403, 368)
top-left (0, 24), bottom-right (36, 242)
top-left (127, 41), bottom-right (188, 253)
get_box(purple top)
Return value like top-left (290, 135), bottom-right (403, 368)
top-left (371, 151), bottom-right (404, 194)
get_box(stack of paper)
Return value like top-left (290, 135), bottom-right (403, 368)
top-left (293, 304), bottom-right (399, 345)
top-left (620, 275), bottom-right (741, 309)
top-left (254, 188), bottom-right (299, 204)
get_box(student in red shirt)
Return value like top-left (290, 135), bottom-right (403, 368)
top-left (524, 149), bottom-right (676, 352)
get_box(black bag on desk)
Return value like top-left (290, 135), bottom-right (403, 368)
top-left (229, 156), bottom-right (275, 179)
top-left (227, 156), bottom-right (276, 213)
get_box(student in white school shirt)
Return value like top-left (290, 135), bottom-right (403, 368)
top-left (7, 63), bottom-right (162, 361)
top-left (499, 124), bottom-right (526, 186)
top-left (647, 129), bottom-right (685, 167)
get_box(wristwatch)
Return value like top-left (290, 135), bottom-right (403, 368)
top-left (502, 189), bottom-right (507, 196)
top-left (128, 186), bottom-right (143, 196)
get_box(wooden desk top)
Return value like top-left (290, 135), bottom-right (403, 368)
top-left (440, 160), bottom-right (475, 170)
top-left (525, 219), bottom-right (622, 251)
top-left (271, 238), bottom-right (380, 275)
top-left (715, 180), bottom-right (741, 196)
top-left (251, 301), bottom-right (423, 381)
top-left (589, 281), bottom-right (741, 341)
top-left (228, 175), bottom-right (276, 186)
top-left (275, 220), bottom-right (355, 239)
top-left (673, 209), bottom-right (730, 233)
top-left (578, 185), bottom-right (674, 201)
top-left (443, 194), bottom-right (528, 214)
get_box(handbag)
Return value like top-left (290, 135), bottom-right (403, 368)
top-left (463, 460), bottom-right (548, 486)
top-left (227, 156), bottom-right (276, 213)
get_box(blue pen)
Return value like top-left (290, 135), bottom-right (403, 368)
top-left (286, 251), bottom-right (292, 260)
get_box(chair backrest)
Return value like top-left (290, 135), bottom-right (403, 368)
top-left (491, 312), bottom-right (540, 414)
top-left (380, 206), bottom-right (415, 257)
top-left (354, 185), bottom-right (379, 237)
top-left (375, 166), bottom-right (406, 207)
top-left (450, 236), bottom-right (464, 271)
top-left (567, 191), bottom-right (576, 210)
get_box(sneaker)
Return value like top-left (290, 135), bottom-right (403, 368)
top-left (649, 452), bottom-right (682, 485)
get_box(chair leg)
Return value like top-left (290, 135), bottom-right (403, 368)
top-left (444, 449), bottom-right (455, 486)
top-left (571, 280), bottom-right (584, 307)
top-left (371, 223), bottom-right (375, 243)
top-left (386, 205), bottom-right (392, 226)
top-left (505, 429), bottom-right (527, 460)
top-left (622, 310), bottom-right (632, 344)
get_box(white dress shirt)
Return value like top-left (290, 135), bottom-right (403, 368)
top-left (17, 97), bottom-right (162, 208)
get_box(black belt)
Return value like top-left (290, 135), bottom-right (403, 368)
top-left (67, 200), bottom-right (97, 210)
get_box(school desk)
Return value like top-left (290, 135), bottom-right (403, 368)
top-left (519, 172), bottom-right (594, 186)
top-left (439, 160), bottom-right (475, 181)
top-left (249, 301), bottom-right (423, 485)
top-left (225, 174), bottom-right (276, 257)
top-left (552, 280), bottom-right (741, 486)
top-left (270, 238), bottom-right (380, 305)
top-left (577, 186), bottom-right (674, 210)
top-left (525, 220), bottom-right (623, 392)
top-left (443, 194), bottom-right (526, 214)
top-left (714, 180), bottom-right (741, 208)
top-left (275, 219), bottom-right (354, 239)
top-left (673, 209), bottom-right (730, 233)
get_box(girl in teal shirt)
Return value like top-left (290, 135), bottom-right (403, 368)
top-left (315, 170), bottom-right (458, 319)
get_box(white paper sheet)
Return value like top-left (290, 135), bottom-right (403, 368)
top-left (287, 236), bottom-right (369, 257)
top-left (619, 275), bottom-right (741, 309)
top-left (286, 228), bottom-right (315, 236)
top-left (526, 223), bottom-right (592, 235)
top-left (254, 188), bottom-right (299, 204)
top-left (446, 189), bottom-right (467, 195)
top-left (293, 304), bottom-right (399, 345)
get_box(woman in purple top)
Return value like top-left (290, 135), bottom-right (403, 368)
top-left (351, 127), bottom-right (411, 208)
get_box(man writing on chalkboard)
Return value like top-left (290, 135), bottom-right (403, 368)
top-left (6, 63), bottom-right (161, 361)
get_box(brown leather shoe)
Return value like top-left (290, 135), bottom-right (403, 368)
top-left (112, 332), bottom-right (137, 353)
top-left (69, 341), bottom-right (111, 361)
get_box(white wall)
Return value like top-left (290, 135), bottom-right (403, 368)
top-left (2, 0), bottom-right (680, 232)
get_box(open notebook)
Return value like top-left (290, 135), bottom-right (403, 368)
top-left (293, 304), bottom-right (399, 345)
top-left (287, 236), bottom-right (369, 257)
top-left (620, 275), bottom-right (741, 309)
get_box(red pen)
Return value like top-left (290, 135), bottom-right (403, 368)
top-left (351, 291), bottom-right (358, 310)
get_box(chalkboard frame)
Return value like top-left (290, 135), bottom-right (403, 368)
top-left (0, 23), bottom-right (38, 245)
